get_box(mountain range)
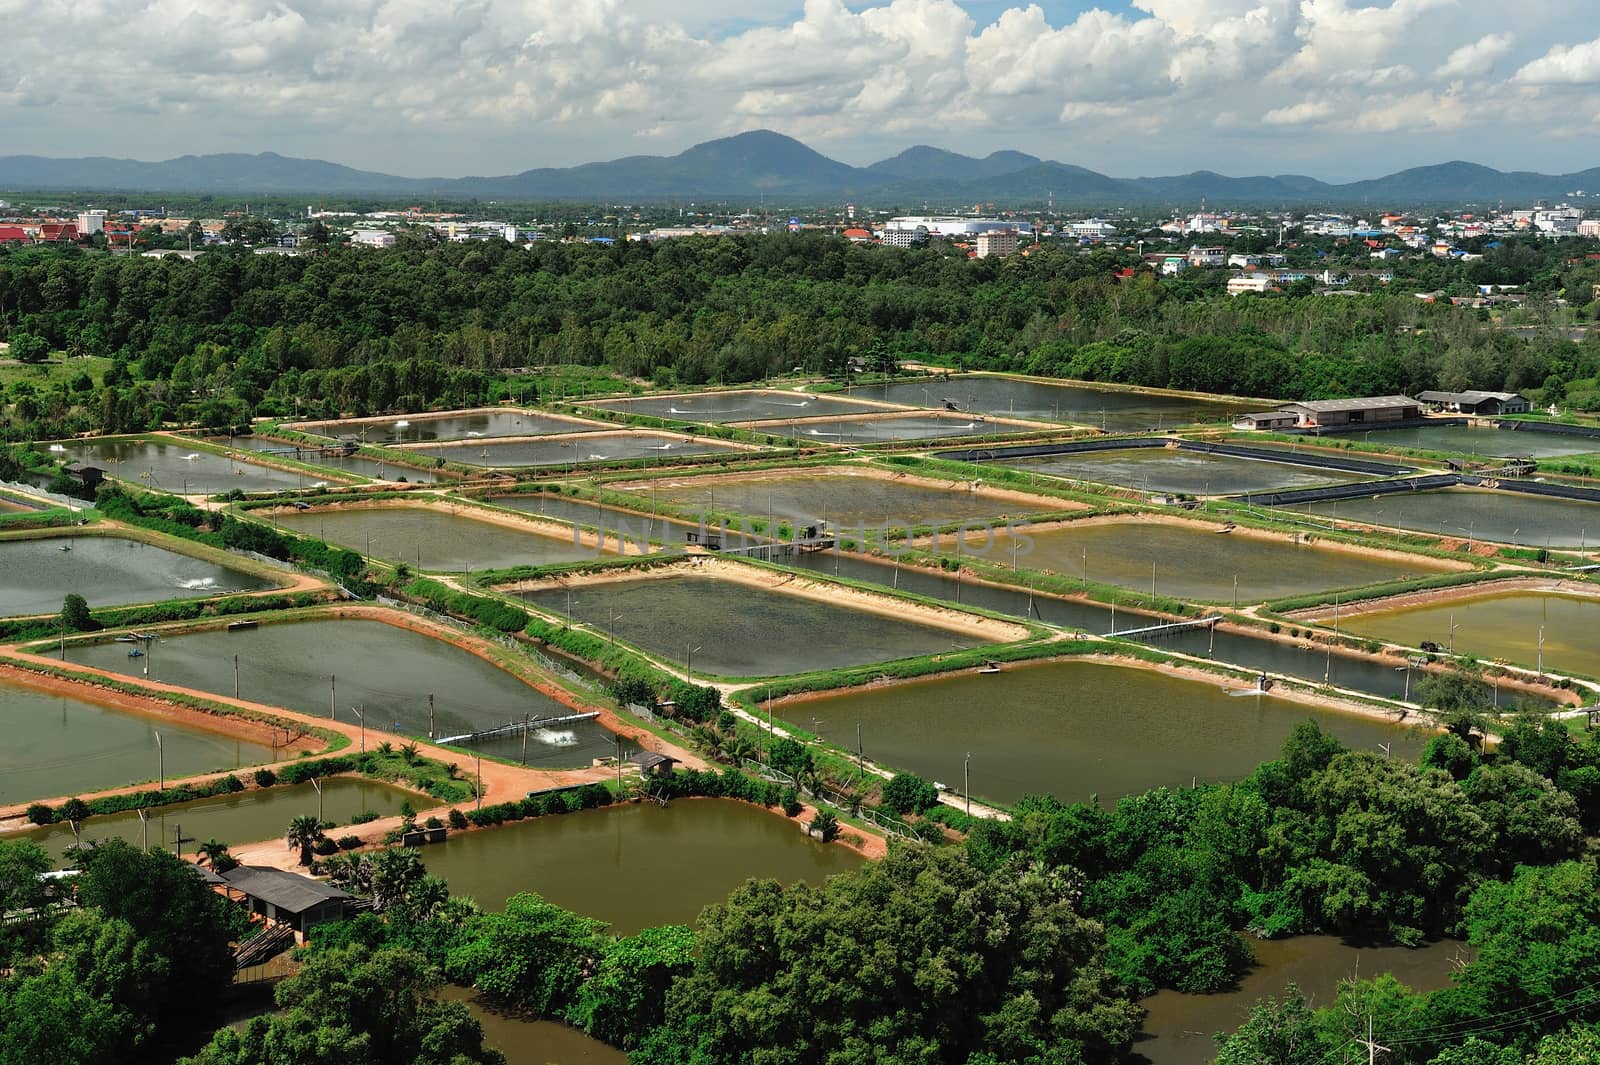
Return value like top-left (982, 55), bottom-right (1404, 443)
top-left (1, 131), bottom-right (1596, 207)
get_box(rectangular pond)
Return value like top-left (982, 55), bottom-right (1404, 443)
top-left (0, 534), bottom-right (276, 617)
top-left (290, 410), bottom-right (608, 444)
top-left (270, 505), bottom-right (615, 572)
top-left (1356, 424), bottom-right (1600, 458)
top-left (844, 376), bottom-right (1244, 430)
top-left (764, 414), bottom-right (1020, 443)
top-left (60, 617), bottom-right (617, 767)
top-left (583, 389), bottom-right (893, 423)
top-left (398, 431), bottom-right (750, 468)
top-left (205, 435), bottom-right (446, 484)
top-left (1339, 590), bottom-right (1600, 680)
top-left (20, 777), bottom-right (417, 865)
top-left (487, 494), bottom-right (703, 550)
top-left (989, 448), bottom-right (1373, 496)
top-left (800, 659), bottom-right (1425, 806)
top-left (0, 678), bottom-right (273, 805)
top-left (617, 468), bottom-right (1061, 529)
top-left (1289, 487), bottom-right (1600, 549)
top-left (420, 798), bottom-right (861, 933)
top-left (934, 519), bottom-right (1454, 603)
top-left (518, 571), bottom-right (991, 677)
top-left (59, 438), bottom-right (336, 495)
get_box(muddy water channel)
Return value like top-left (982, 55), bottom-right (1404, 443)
top-left (18, 777), bottom-right (417, 865)
top-left (621, 469), bottom-right (1058, 528)
top-left (61, 618), bottom-right (616, 766)
top-left (60, 439), bottom-right (329, 494)
top-left (799, 660), bottom-right (1424, 805)
top-left (0, 535), bottom-right (274, 617)
top-left (584, 390), bottom-right (887, 423)
top-left (0, 679), bottom-right (272, 804)
top-left (1137, 936), bottom-right (1468, 1065)
top-left (204, 435), bottom-right (445, 484)
top-left (1340, 591), bottom-right (1600, 679)
top-left (272, 505), bottom-right (615, 572)
top-left (991, 448), bottom-right (1372, 496)
top-left (844, 376), bottom-right (1242, 430)
top-left (401, 432), bottom-right (749, 468)
top-left (518, 573), bottom-right (988, 677)
top-left (1291, 487), bottom-right (1600, 549)
top-left (422, 799), bottom-right (861, 931)
top-left (936, 521), bottom-right (1451, 603)
top-left (293, 410), bottom-right (606, 444)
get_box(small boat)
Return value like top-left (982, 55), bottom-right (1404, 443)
top-left (226, 619), bottom-right (259, 631)
top-left (1214, 523), bottom-right (1236, 533)
top-left (113, 635), bottom-right (137, 643)
top-left (59, 543), bottom-right (72, 551)
top-left (978, 662), bottom-right (1002, 675)
top-left (127, 648), bottom-right (145, 658)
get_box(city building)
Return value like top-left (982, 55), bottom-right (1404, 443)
top-left (350, 229), bottom-right (396, 248)
top-left (1226, 275), bottom-right (1275, 296)
top-left (1188, 245), bottom-right (1226, 267)
top-left (1233, 411), bottom-right (1299, 431)
top-left (76, 210), bottom-right (107, 236)
top-left (974, 230), bottom-right (1019, 258)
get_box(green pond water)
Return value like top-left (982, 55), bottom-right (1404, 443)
top-left (205, 435), bottom-right (444, 484)
top-left (293, 411), bottom-right (607, 444)
top-left (272, 506), bottom-right (613, 572)
top-left (991, 448), bottom-right (1372, 495)
top-left (800, 659), bottom-right (1424, 805)
top-left (60, 439), bottom-right (326, 494)
top-left (623, 470), bottom-right (1055, 528)
top-left (1341, 591), bottom-right (1600, 679)
top-left (1291, 487), bottom-right (1600, 549)
top-left (584, 390), bottom-right (888, 423)
top-left (60, 618), bottom-right (616, 766)
top-left (422, 799), bottom-right (862, 933)
top-left (519, 573), bottom-right (987, 677)
top-left (1138, 936), bottom-right (1468, 1065)
top-left (776, 414), bottom-right (1016, 442)
top-left (0, 679), bottom-right (273, 805)
top-left (1359, 424), bottom-right (1600, 458)
top-left (935, 520), bottom-right (1450, 603)
top-left (399, 432), bottom-right (748, 468)
top-left (843, 376), bottom-right (1242, 430)
top-left (18, 777), bottom-right (417, 865)
top-left (0, 535), bottom-right (275, 617)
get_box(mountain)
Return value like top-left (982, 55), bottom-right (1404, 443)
top-left (0, 131), bottom-right (1594, 206)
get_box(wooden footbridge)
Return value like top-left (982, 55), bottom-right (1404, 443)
top-left (435, 711), bottom-right (601, 746)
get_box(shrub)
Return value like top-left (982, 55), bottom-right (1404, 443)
top-left (448, 808), bottom-right (469, 829)
top-left (810, 811), bottom-right (839, 842)
top-left (253, 768), bottom-right (277, 787)
top-left (25, 803), bottom-right (53, 825)
top-left (313, 837), bottom-right (340, 856)
top-left (424, 816), bottom-right (443, 830)
top-left (219, 774), bottom-right (245, 793)
top-left (880, 773), bottom-right (939, 815)
top-left (336, 835), bottom-right (364, 851)
top-left (781, 787), bottom-right (802, 817)
top-left (349, 811), bottom-right (380, 825)
top-left (59, 797), bottom-right (90, 822)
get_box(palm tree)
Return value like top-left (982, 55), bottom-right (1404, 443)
top-left (197, 839), bottom-right (238, 872)
top-left (400, 742), bottom-right (420, 765)
top-left (286, 815), bottom-right (322, 866)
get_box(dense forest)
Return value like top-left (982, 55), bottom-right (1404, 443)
top-left (6, 716), bottom-right (1600, 1065)
top-left (2, 233), bottom-right (1599, 442)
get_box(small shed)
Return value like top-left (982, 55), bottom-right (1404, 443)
top-left (630, 751), bottom-right (680, 778)
top-left (63, 463), bottom-right (105, 490)
top-left (221, 866), bottom-right (352, 939)
top-left (1233, 411), bottom-right (1299, 431)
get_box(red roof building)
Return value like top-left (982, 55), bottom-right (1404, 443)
top-left (0, 226), bottom-right (28, 244)
top-left (38, 223), bottom-right (79, 242)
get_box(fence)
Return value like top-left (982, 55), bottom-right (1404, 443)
top-left (373, 595), bottom-right (605, 695)
top-left (0, 479), bottom-right (87, 512)
top-left (735, 756), bottom-right (921, 840)
top-left (228, 547), bottom-right (357, 598)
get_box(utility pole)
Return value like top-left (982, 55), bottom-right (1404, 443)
top-left (353, 704), bottom-right (365, 753)
top-left (428, 693), bottom-right (435, 739)
top-left (475, 754), bottom-right (483, 810)
top-left (964, 752), bottom-right (971, 816)
top-left (233, 654), bottom-right (239, 700)
top-left (1355, 1016), bottom-right (1389, 1065)
top-left (330, 674), bottom-right (336, 719)
top-left (312, 777), bottom-right (323, 822)
top-left (154, 730), bottom-right (164, 791)
top-left (521, 714), bottom-right (530, 766)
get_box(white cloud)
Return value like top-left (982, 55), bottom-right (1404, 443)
top-left (1262, 99), bottom-right (1335, 125)
top-left (1435, 32), bottom-right (1514, 79)
top-left (1513, 35), bottom-right (1600, 84)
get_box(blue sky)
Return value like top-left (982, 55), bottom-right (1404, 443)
top-left (3, 1), bottom-right (1598, 183)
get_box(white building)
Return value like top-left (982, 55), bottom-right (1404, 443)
top-left (1188, 245), bottom-right (1226, 267)
top-left (350, 229), bottom-right (395, 248)
top-left (1068, 220), bottom-right (1118, 240)
top-left (882, 216), bottom-right (1016, 242)
top-left (975, 230), bottom-right (1019, 258)
top-left (1579, 220), bottom-right (1600, 238)
top-left (76, 210), bottom-right (107, 236)
top-left (1227, 275), bottom-right (1275, 296)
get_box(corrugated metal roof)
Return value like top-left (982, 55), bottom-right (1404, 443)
top-left (1281, 396), bottom-right (1419, 413)
top-left (222, 866), bottom-right (350, 913)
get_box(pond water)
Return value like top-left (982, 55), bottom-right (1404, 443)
top-left (518, 572), bottom-right (989, 678)
top-left (0, 535), bottom-right (275, 617)
top-left (990, 448), bottom-right (1372, 496)
top-left (620, 469), bottom-right (1058, 529)
top-left (769, 414), bottom-right (1019, 443)
top-left (272, 505), bottom-right (615, 572)
top-left (488, 494), bottom-right (703, 549)
top-left (20, 777), bottom-right (418, 865)
top-left (1137, 936), bottom-right (1469, 1065)
top-left (932, 521), bottom-right (1452, 603)
top-left (204, 435), bottom-right (445, 484)
top-left (60, 618), bottom-right (616, 766)
top-left (583, 390), bottom-right (891, 423)
top-left (291, 410), bottom-right (607, 444)
top-left (1340, 591), bottom-right (1600, 681)
top-left (843, 376), bottom-right (1243, 430)
top-left (421, 799), bottom-right (862, 933)
top-left (1356, 424), bottom-right (1600, 458)
top-left (60, 439), bottom-right (332, 495)
top-left (0, 679), bottom-right (273, 804)
top-left (798, 659), bottom-right (1424, 805)
top-left (441, 988), bottom-right (627, 1065)
top-left (1290, 488), bottom-right (1600, 549)
top-left (399, 432), bottom-right (749, 468)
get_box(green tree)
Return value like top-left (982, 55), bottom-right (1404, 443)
top-left (286, 815), bottom-right (322, 866)
top-left (569, 924), bottom-right (696, 1048)
top-left (444, 892), bottom-right (605, 1016)
top-left (60, 593), bottom-right (94, 632)
top-left (1213, 985), bottom-right (1329, 1065)
top-left (7, 332), bottom-right (49, 364)
top-left (880, 772), bottom-right (940, 814)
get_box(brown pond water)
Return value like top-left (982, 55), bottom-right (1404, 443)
top-left (1340, 590), bottom-right (1600, 680)
top-left (440, 987), bottom-right (627, 1065)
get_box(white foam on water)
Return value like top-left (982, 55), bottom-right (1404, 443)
top-left (48, 444), bottom-right (67, 452)
top-left (535, 729), bottom-right (578, 748)
top-left (394, 420), bottom-right (410, 428)
top-left (182, 453), bottom-right (200, 461)
top-left (175, 577), bottom-right (218, 590)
